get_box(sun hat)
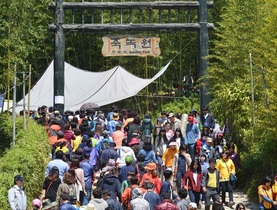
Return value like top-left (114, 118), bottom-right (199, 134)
top-left (41, 199), bottom-right (57, 210)
top-left (111, 112), bottom-right (119, 120)
top-left (168, 113), bottom-right (174, 118)
top-left (79, 203), bottom-right (95, 210)
top-left (102, 130), bottom-right (110, 136)
top-left (144, 162), bottom-right (157, 171)
top-left (129, 137), bottom-right (140, 146)
top-left (169, 141), bottom-right (177, 146)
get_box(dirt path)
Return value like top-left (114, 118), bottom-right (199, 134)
top-left (231, 190), bottom-right (258, 210)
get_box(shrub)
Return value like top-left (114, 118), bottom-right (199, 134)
top-left (0, 114), bottom-right (13, 154)
top-left (0, 115), bottom-right (50, 209)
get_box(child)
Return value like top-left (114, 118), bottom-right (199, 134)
top-left (160, 169), bottom-right (177, 201)
top-left (121, 171), bottom-right (135, 193)
top-left (143, 182), bottom-right (161, 210)
top-left (162, 142), bottom-right (178, 170)
top-left (118, 155), bottom-right (136, 183)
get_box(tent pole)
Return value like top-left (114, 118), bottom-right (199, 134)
top-left (28, 64), bottom-right (31, 117)
top-left (145, 56), bottom-right (149, 113)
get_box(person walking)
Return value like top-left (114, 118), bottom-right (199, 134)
top-left (216, 151), bottom-right (236, 208)
top-left (8, 175), bottom-right (27, 210)
top-left (185, 116), bottom-right (200, 160)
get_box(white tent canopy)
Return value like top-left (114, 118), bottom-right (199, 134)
top-left (16, 60), bottom-right (171, 112)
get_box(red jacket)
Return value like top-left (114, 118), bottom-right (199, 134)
top-left (155, 199), bottom-right (179, 210)
top-left (182, 170), bottom-right (202, 192)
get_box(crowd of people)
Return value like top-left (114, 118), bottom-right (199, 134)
top-left (8, 105), bottom-right (255, 210)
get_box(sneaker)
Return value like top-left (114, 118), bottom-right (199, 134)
top-left (197, 203), bottom-right (201, 209)
top-left (229, 201), bottom-right (235, 208)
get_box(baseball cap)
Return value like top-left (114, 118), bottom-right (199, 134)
top-left (14, 175), bottom-right (24, 182)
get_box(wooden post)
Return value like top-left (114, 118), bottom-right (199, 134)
top-left (198, 0), bottom-right (210, 110)
top-left (54, 0), bottom-right (65, 113)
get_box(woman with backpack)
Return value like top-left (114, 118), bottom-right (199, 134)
top-left (56, 172), bottom-right (78, 206)
top-left (138, 142), bottom-right (157, 165)
top-left (127, 117), bottom-right (142, 141)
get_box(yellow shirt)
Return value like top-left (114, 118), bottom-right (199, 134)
top-left (72, 136), bottom-right (82, 152)
top-left (216, 158), bottom-right (236, 182)
top-left (207, 172), bottom-right (217, 188)
top-left (162, 148), bottom-right (178, 167)
top-left (55, 146), bottom-right (69, 154)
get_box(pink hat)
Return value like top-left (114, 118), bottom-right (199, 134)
top-left (32, 198), bottom-right (41, 207)
top-left (217, 132), bottom-right (223, 137)
top-left (129, 138), bottom-right (139, 146)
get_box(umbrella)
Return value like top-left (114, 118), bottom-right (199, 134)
top-left (80, 102), bottom-right (99, 111)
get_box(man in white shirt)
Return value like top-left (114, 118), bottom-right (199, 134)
top-left (8, 175), bottom-right (27, 210)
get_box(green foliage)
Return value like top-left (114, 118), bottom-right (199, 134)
top-left (0, 114), bottom-right (13, 153)
top-left (0, 116), bottom-right (50, 209)
top-left (150, 94), bottom-right (199, 120)
top-left (207, 0), bottom-right (277, 200)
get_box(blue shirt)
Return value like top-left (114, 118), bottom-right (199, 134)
top-left (80, 159), bottom-right (94, 188)
top-left (185, 123), bottom-right (199, 145)
top-left (138, 149), bottom-right (157, 164)
top-left (45, 159), bottom-right (69, 180)
top-left (96, 138), bottom-right (114, 152)
top-left (59, 202), bottom-right (76, 210)
top-left (144, 191), bottom-right (161, 210)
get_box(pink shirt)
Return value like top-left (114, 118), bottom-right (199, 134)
top-left (112, 130), bottom-right (125, 149)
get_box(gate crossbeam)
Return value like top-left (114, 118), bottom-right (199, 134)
top-left (49, 1), bottom-right (214, 10)
top-left (49, 23), bottom-right (214, 32)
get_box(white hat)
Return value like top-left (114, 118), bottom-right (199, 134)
top-left (189, 202), bottom-right (197, 209)
top-left (169, 141), bottom-right (177, 146)
top-left (87, 203), bottom-right (95, 210)
top-left (206, 137), bottom-right (213, 143)
top-left (80, 203), bottom-right (95, 210)
top-left (168, 113), bottom-right (174, 118)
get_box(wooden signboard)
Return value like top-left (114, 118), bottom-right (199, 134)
top-left (102, 36), bottom-right (161, 57)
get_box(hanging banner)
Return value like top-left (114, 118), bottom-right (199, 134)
top-left (0, 94), bottom-right (6, 112)
top-left (102, 36), bottom-right (161, 57)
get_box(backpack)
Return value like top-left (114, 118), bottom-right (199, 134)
top-left (101, 139), bottom-right (110, 151)
top-left (136, 162), bottom-right (146, 180)
top-left (130, 198), bottom-right (149, 210)
top-left (107, 199), bottom-right (118, 210)
top-left (96, 173), bottom-right (105, 188)
top-left (67, 184), bottom-right (77, 205)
